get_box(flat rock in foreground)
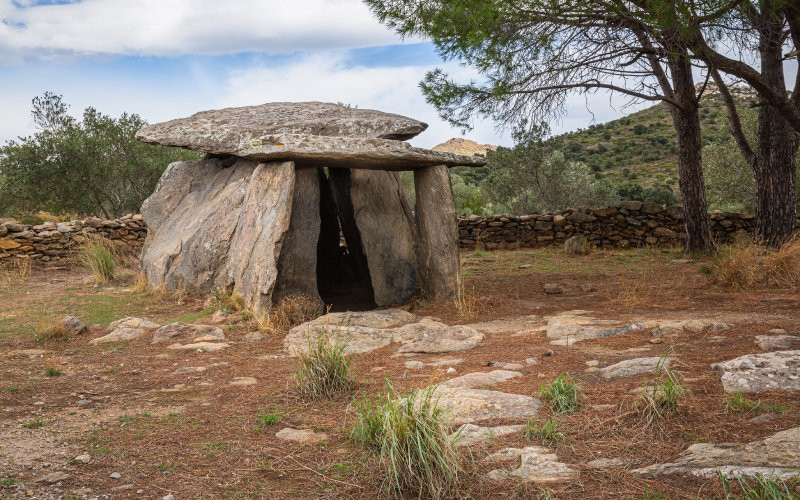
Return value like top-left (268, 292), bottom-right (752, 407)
top-left (485, 446), bottom-right (579, 483)
top-left (452, 424), bottom-right (524, 447)
top-left (441, 370), bottom-right (523, 389)
top-left (631, 426), bottom-right (800, 479)
top-left (546, 311), bottom-right (644, 346)
top-left (598, 357), bottom-right (670, 379)
top-left (711, 350), bottom-right (800, 393)
top-left (432, 386), bottom-right (541, 425)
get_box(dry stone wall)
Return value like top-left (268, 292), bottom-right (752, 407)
top-left (0, 214), bottom-right (146, 264)
top-left (457, 202), bottom-right (793, 250)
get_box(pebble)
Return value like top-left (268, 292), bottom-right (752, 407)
top-left (544, 283), bottom-right (564, 294)
top-left (544, 350), bottom-right (555, 357)
top-left (446, 367), bottom-right (457, 374)
top-left (649, 338), bottom-right (664, 344)
top-left (73, 453), bottom-right (91, 464)
top-left (163, 495), bottom-right (175, 500)
top-left (110, 472), bottom-right (121, 479)
top-left (585, 360), bottom-right (599, 367)
top-left (525, 357), bottom-right (540, 366)
top-left (768, 328), bottom-right (787, 335)
top-left (37, 471), bottom-right (70, 483)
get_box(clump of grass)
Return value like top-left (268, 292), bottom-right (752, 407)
top-left (256, 411), bottom-right (281, 427)
top-left (43, 366), bottom-right (63, 377)
top-left (257, 295), bottom-right (322, 333)
top-left (351, 387), bottom-right (462, 498)
top-left (130, 271), bottom-right (149, 293)
top-left (524, 417), bottom-right (564, 447)
top-left (82, 236), bottom-right (116, 283)
top-left (34, 317), bottom-right (68, 343)
top-left (719, 472), bottom-right (800, 499)
top-left (294, 335), bottom-right (355, 400)
top-left (6, 386), bottom-right (20, 393)
top-left (539, 374), bottom-right (580, 413)
top-left (723, 392), bottom-right (788, 415)
top-left (453, 281), bottom-right (480, 320)
top-left (23, 417), bottom-right (46, 429)
top-left (0, 256), bottom-right (32, 287)
top-left (638, 358), bottom-right (686, 427)
top-left (211, 286), bottom-right (245, 314)
top-left (709, 237), bottom-right (800, 289)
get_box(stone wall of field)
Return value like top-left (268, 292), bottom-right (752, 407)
top-left (0, 214), bottom-right (146, 264)
top-left (457, 201), bottom-right (780, 250)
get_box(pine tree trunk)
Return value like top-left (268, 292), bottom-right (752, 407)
top-left (667, 53), bottom-right (716, 253)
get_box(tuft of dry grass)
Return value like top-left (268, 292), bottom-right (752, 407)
top-left (81, 236), bottom-right (116, 284)
top-left (257, 295), bottom-right (322, 333)
top-left (709, 237), bottom-right (800, 289)
top-left (453, 281), bottom-right (481, 320)
top-left (34, 317), bottom-right (68, 343)
top-left (130, 271), bottom-right (149, 293)
top-left (0, 256), bottom-right (32, 287)
top-left (294, 334), bottom-right (355, 400)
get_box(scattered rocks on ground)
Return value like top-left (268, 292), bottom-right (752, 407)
top-left (598, 356), bottom-right (670, 379)
top-left (60, 315), bottom-right (87, 336)
top-left (441, 370), bottom-right (523, 389)
top-left (431, 386), bottom-right (541, 425)
top-left (546, 311), bottom-right (644, 346)
top-left (631, 426), bottom-right (800, 479)
top-left (452, 423), bottom-right (524, 447)
top-left (711, 350), bottom-right (800, 393)
top-left (89, 317), bottom-right (160, 345)
top-left (166, 342), bottom-right (231, 353)
top-left (275, 428), bottom-right (328, 444)
top-left (36, 471), bottom-right (70, 484)
top-left (230, 377), bottom-right (257, 386)
top-left (485, 446), bottom-right (579, 483)
top-left (152, 322), bottom-right (225, 343)
top-left (543, 283), bottom-right (564, 295)
top-left (756, 335), bottom-right (800, 351)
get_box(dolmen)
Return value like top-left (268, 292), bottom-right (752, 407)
top-left (136, 102), bottom-right (485, 315)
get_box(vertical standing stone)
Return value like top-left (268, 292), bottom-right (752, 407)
top-left (414, 165), bottom-right (461, 300)
top-left (273, 166), bottom-right (323, 307)
top-left (330, 168), bottom-right (418, 306)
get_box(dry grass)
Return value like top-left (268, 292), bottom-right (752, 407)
top-left (709, 237), bottom-right (800, 289)
top-left (453, 281), bottom-right (482, 320)
top-left (34, 317), bottom-right (68, 343)
top-left (0, 256), bottom-right (32, 287)
top-left (130, 271), bottom-right (149, 293)
top-left (294, 334), bottom-right (355, 400)
top-left (257, 295), bottom-right (322, 333)
top-left (81, 236), bottom-right (116, 284)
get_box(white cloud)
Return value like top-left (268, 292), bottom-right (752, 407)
top-left (0, 0), bottom-right (401, 58)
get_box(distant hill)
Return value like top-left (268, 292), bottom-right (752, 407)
top-left (433, 138), bottom-right (497, 157)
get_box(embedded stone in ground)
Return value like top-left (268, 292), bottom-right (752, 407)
top-left (451, 424), bottom-right (524, 447)
top-left (756, 335), bottom-right (800, 351)
top-left (631, 426), bottom-right (800, 479)
top-left (646, 318), bottom-right (731, 335)
top-left (167, 342), bottom-right (231, 353)
top-left (404, 358), bottom-right (464, 369)
top-left (109, 317), bottom-right (160, 330)
top-left (152, 323), bottom-right (225, 343)
top-left (441, 370), bottom-right (523, 389)
top-left (547, 311), bottom-right (644, 345)
top-left (60, 315), bottom-right (87, 336)
top-left (431, 386), bottom-right (541, 425)
top-left (598, 357), bottom-right (670, 379)
top-left (485, 446), bottom-right (578, 483)
top-left (466, 315), bottom-right (543, 335)
top-left (711, 350), bottom-right (800, 393)
top-left (587, 458), bottom-right (625, 469)
top-left (397, 325), bottom-right (484, 353)
top-left (89, 327), bottom-right (149, 345)
top-left (275, 428), bottom-right (328, 444)
top-left (230, 377), bottom-right (257, 386)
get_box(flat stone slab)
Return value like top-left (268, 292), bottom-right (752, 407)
top-left (229, 377), bottom-right (257, 386)
top-left (598, 357), bottom-right (670, 379)
top-left (166, 342), bottom-right (231, 353)
top-left (284, 310), bottom-right (484, 355)
top-left (645, 319), bottom-right (732, 335)
top-left (441, 370), bottom-right (523, 389)
top-left (432, 386), bottom-right (541, 425)
top-left (152, 323), bottom-right (225, 343)
top-left (89, 327), bottom-right (148, 345)
top-left (452, 423), bottom-right (524, 447)
top-left (109, 317), bottom-right (160, 330)
top-left (405, 358), bottom-right (464, 369)
top-left (136, 102), bottom-right (484, 170)
top-left (631, 426), bottom-right (800, 479)
top-left (587, 458), bottom-right (626, 469)
top-left (485, 446), bottom-right (579, 483)
top-left (756, 335), bottom-right (800, 351)
top-left (275, 427), bottom-right (328, 444)
top-left (711, 350), bottom-right (800, 393)
top-left (465, 315), bottom-right (543, 335)
top-left (546, 311), bottom-right (643, 346)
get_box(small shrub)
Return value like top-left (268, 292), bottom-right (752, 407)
top-left (23, 417), bottom-right (46, 429)
top-left (82, 237), bottom-right (116, 283)
top-left (351, 387), bottom-right (462, 498)
top-left (1, 476), bottom-right (18, 487)
top-left (524, 417), bottom-right (564, 447)
top-left (6, 386), bottom-right (20, 393)
top-left (0, 256), bottom-right (32, 287)
top-left (294, 335), bottom-right (355, 399)
top-left (258, 295), bottom-right (322, 333)
top-left (710, 237), bottom-right (800, 289)
top-left (719, 472), bottom-right (800, 499)
top-left (211, 287), bottom-right (245, 315)
top-left (723, 392), bottom-right (762, 414)
top-left (453, 282), bottom-right (480, 320)
top-left (44, 366), bottom-right (63, 377)
top-left (34, 318), bottom-right (68, 343)
top-left (540, 374), bottom-right (580, 413)
top-left (131, 271), bottom-right (149, 293)
top-left (257, 411), bottom-right (281, 427)
top-left (638, 359), bottom-right (686, 427)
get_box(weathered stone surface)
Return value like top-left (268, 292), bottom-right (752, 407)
top-left (452, 423), bottom-right (524, 447)
top-left (598, 357), bottom-right (670, 379)
top-left (587, 458), bottom-right (626, 469)
top-left (631, 427), bottom-right (800, 479)
top-left (711, 350), bottom-right (800, 393)
top-left (544, 283), bottom-right (564, 294)
top-left (275, 427), bottom-right (328, 444)
top-left (89, 327), bottom-right (148, 345)
top-left (432, 386), bottom-right (541, 425)
top-left (397, 325), bottom-right (484, 353)
top-left (756, 335), bottom-right (800, 351)
top-left (109, 317), bottom-right (160, 330)
top-left (647, 319), bottom-right (731, 335)
top-left (141, 159), bottom-right (295, 314)
top-left (152, 323), bottom-right (225, 343)
top-left (564, 235), bottom-right (589, 255)
top-left (166, 342), bottom-right (231, 352)
top-left (547, 311), bottom-right (644, 346)
top-left (273, 166), bottom-right (322, 305)
top-left (414, 165), bottom-right (460, 301)
top-left (36, 471), bottom-right (70, 483)
top-left (405, 357), bottom-right (464, 369)
top-left (441, 370), bottom-right (523, 389)
top-left (0, 237), bottom-right (21, 250)
top-left (334, 169), bottom-right (418, 306)
top-left (230, 377), bottom-right (257, 386)
top-left (283, 309), bottom-right (418, 355)
top-left (60, 315), bottom-right (87, 336)
top-left (466, 315), bottom-right (543, 335)
top-left (485, 446), bottom-right (579, 483)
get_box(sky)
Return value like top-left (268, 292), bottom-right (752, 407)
top-left (0, 0), bottom-right (671, 148)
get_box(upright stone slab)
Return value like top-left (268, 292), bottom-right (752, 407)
top-left (141, 159), bottom-right (296, 314)
top-left (273, 166), bottom-right (323, 306)
top-left (330, 168), bottom-right (418, 306)
top-left (414, 165), bottom-right (460, 300)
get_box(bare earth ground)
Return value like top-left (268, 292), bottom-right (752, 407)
top-left (1, 247), bottom-right (799, 499)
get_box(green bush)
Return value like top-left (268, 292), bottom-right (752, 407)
top-left (294, 335), bottom-right (355, 399)
top-left (82, 238), bottom-right (116, 284)
top-left (539, 374), bottom-right (580, 413)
